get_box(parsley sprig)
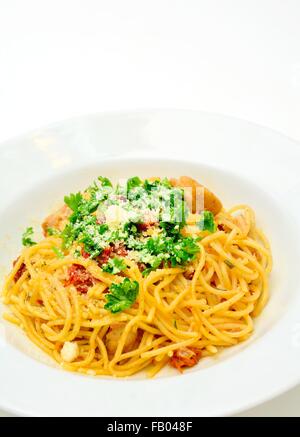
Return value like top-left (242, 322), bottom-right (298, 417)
top-left (197, 210), bottom-right (216, 233)
top-left (104, 278), bottom-right (139, 313)
top-left (22, 227), bottom-right (36, 247)
top-left (102, 257), bottom-right (127, 274)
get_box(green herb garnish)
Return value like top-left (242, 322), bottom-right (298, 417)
top-left (98, 176), bottom-right (112, 187)
top-left (144, 234), bottom-right (200, 267)
top-left (22, 227), bottom-right (36, 247)
top-left (47, 227), bottom-right (60, 236)
top-left (224, 259), bottom-right (234, 269)
top-left (64, 192), bottom-right (82, 213)
top-left (52, 246), bottom-right (64, 259)
top-left (104, 278), bottom-right (139, 313)
top-left (127, 176), bottom-right (142, 192)
top-left (197, 210), bottom-right (216, 233)
top-left (73, 249), bottom-right (81, 258)
top-left (102, 257), bottom-right (127, 275)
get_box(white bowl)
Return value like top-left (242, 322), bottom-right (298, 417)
top-left (0, 110), bottom-right (300, 416)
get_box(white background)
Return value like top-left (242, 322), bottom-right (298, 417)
top-left (0, 0), bottom-right (299, 416)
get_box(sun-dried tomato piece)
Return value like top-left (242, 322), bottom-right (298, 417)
top-left (169, 347), bottom-right (202, 372)
top-left (112, 244), bottom-right (128, 257)
top-left (13, 258), bottom-right (26, 282)
top-left (66, 264), bottom-right (95, 293)
top-left (81, 249), bottom-right (91, 259)
top-left (97, 246), bottom-right (113, 266)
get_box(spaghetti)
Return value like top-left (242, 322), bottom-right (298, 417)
top-left (2, 175), bottom-right (272, 377)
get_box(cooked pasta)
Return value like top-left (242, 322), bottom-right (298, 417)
top-left (2, 175), bottom-right (272, 377)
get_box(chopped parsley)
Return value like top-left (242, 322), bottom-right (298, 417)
top-left (127, 176), bottom-right (142, 192)
top-left (64, 192), bottom-right (82, 213)
top-left (47, 227), bottom-right (60, 236)
top-left (102, 257), bottom-right (127, 274)
top-left (22, 227), bottom-right (36, 247)
top-left (98, 176), bottom-right (112, 188)
top-left (197, 210), bottom-right (216, 233)
top-left (143, 234), bottom-right (200, 268)
top-left (104, 278), bottom-right (139, 313)
top-left (224, 259), bottom-right (234, 269)
top-left (52, 246), bottom-right (65, 259)
top-left (73, 249), bottom-right (82, 258)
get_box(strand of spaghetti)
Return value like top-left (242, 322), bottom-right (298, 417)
top-left (165, 283), bottom-right (192, 313)
top-left (209, 242), bottom-right (256, 276)
top-left (38, 290), bottom-right (57, 319)
top-left (222, 302), bottom-right (254, 318)
top-left (173, 306), bottom-right (194, 324)
top-left (200, 231), bottom-right (227, 246)
top-left (136, 321), bottom-right (161, 336)
top-left (95, 337), bottom-right (109, 369)
top-left (141, 337), bottom-right (199, 359)
top-left (220, 315), bottom-right (253, 338)
top-left (42, 280), bottom-right (73, 341)
top-left (233, 238), bottom-right (271, 260)
top-left (23, 301), bottom-right (52, 320)
top-left (147, 356), bottom-right (169, 378)
top-left (146, 306), bottom-right (156, 323)
top-left (136, 331), bottom-right (149, 349)
top-left (87, 282), bottom-right (108, 298)
top-left (111, 354), bottom-right (152, 371)
top-left (2, 312), bottom-right (21, 326)
top-left (202, 264), bottom-right (215, 283)
top-left (2, 264), bottom-right (29, 302)
top-left (198, 314), bottom-right (237, 345)
top-left (202, 290), bottom-right (245, 317)
top-left (110, 316), bottom-right (143, 363)
top-left (106, 359), bottom-right (153, 377)
top-left (150, 304), bottom-right (198, 337)
top-left (113, 336), bottom-right (168, 363)
top-left (153, 274), bottom-right (177, 308)
top-left (220, 260), bottom-right (233, 290)
top-left (65, 287), bottom-right (82, 341)
top-left (191, 248), bottom-right (206, 297)
top-left (182, 299), bottom-right (208, 309)
top-left (225, 227), bottom-right (239, 248)
top-left (230, 246), bottom-right (267, 277)
top-left (242, 284), bottom-right (261, 303)
top-left (15, 307), bottom-right (55, 352)
top-left (152, 317), bottom-right (198, 342)
top-left (80, 313), bottom-right (132, 328)
top-left (195, 271), bottom-right (236, 297)
top-left (144, 268), bottom-right (184, 288)
top-left (41, 280), bottom-right (66, 318)
top-left (9, 295), bottom-right (35, 316)
top-left (63, 327), bottom-right (100, 369)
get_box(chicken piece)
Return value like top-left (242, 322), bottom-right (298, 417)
top-left (105, 323), bottom-right (139, 358)
top-left (60, 341), bottom-right (79, 363)
top-left (170, 176), bottom-right (222, 215)
top-left (169, 347), bottom-right (202, 372)
top-left (42, 204), bottom-right (71, 236)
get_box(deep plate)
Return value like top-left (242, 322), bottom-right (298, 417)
top-left (0, 110), bottom-right (300, 416)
